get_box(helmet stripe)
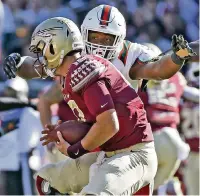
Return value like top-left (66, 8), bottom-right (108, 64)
top-left (100, 5), bottom-right (112, 26)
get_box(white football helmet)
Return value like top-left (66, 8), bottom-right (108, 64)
top-left (81, 4), bottom-right (126, 60)
top-left (186, 62), bottom-right (199, 87)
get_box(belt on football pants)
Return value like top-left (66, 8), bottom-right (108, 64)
top-left (105, 142), bottom-right (154, 158)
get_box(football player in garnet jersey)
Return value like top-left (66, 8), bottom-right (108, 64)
top-left (180, 62), bottom-right (199, 195)
top-left (8, 17), bottom-right (158, 195)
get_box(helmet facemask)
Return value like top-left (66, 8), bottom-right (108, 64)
top-left (29, 33), bottom-right (62, 78)
top-left (82, 28), bottom-right (123, 60)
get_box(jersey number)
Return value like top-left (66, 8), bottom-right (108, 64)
top-left (67, 100), bottom-right (85, 121)
top-left (148, 81), bottom-right (178, 107)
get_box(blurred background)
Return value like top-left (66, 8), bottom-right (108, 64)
top-left (0, 0), bottom-right (199, 195)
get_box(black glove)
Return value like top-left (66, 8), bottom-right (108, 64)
top-left (171, 34), bottom-right (197, 60)
top-left (3, 53), bottom-right (21, 79)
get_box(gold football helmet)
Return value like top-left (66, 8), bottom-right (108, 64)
top-left (29, 17), bottom-right (84, 77)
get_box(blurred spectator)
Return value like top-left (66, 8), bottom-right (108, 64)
top-left (178, 0), bottom-right (198, 24)
top-left (0, 0), bottom-right (4, 65)
top-left (146, 19), bottom-right (171, 52)
top-left (15, 0), bottom-right (43, 27)
top-left (36, 0), bottom-right (77, 25)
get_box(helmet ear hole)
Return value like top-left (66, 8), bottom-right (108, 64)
top-left (50, 44), bottom-right (55, 55)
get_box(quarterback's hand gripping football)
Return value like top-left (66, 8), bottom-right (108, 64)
top-left (3, 53), bottom-right (21, 79)
top-left (172, 34), bottom-right (197, 60)
top-left (40, 120), bottom-right (62, 146)
top-left (56, 131), bottom-right (70, 156)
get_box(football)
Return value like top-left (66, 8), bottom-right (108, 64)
top-left (48, 120), bottom-right (93, 145)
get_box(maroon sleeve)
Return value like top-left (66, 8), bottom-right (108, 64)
top-left (83, 80), bottom-right (115, 116)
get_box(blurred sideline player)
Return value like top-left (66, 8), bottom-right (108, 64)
top-left (180, 62), bottom-right (199, 195)
top-left (4, 17), bottom-right (158, 195)
top-left (137, 44), bottom-right (192, 194)
top-left (0, 77), bottom-right (42, 195)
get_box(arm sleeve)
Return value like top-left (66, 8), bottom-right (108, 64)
top-left (83, 80), bottom-right (115, 117)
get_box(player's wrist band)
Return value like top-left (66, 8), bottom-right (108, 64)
top-left (171, 53), bottom-right (185, 66)
top-left (67, 141), bottom-right (89, 159)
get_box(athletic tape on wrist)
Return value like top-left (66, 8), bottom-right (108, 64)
top-left (171, 53), bottom-right (185, 66)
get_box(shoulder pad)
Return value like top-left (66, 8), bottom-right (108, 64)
top-left (70, 55), bottom-right (107, 92)
top-left (138, 45), bottom-right (159, 63)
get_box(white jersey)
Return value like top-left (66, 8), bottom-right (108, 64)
top-left (112, 41), bottom-right (157, 91)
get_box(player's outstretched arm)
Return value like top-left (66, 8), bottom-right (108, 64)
top-left (130, 35), bottom-right (197, 80)
top-left (3, 53), bottom-right (46, 79)
top-left (38, 81), bottom-right (63, 127)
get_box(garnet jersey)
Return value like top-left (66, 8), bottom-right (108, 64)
top-left (109, 41), bottom-right (156, 91)
top-left (57, 100), bottom-right (77, 121)
top-left (61, 54), bottom-right (153, 151)
top-left (180, 99), bottom-right (199, 152)
top-left (139, 72), bottom-right (186, 131)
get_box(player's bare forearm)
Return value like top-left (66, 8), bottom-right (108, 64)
top-left (38, 98), bottom-right (52, 127)
top-left (38, 82), bottom-right (63, 127)
top-left (81, 109), bottom-right (119, 151)
top-left (130, 54), bottom-right (182, 80)
top-left (17, 56), bottom-right (44, 79)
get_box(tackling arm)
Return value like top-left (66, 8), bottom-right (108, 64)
top-left (17, 56), bottom-right (44, 79)
top-left (130, 35), bottom-right (198, 80)
top-left (3, 54), bottom-right (47, 79)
